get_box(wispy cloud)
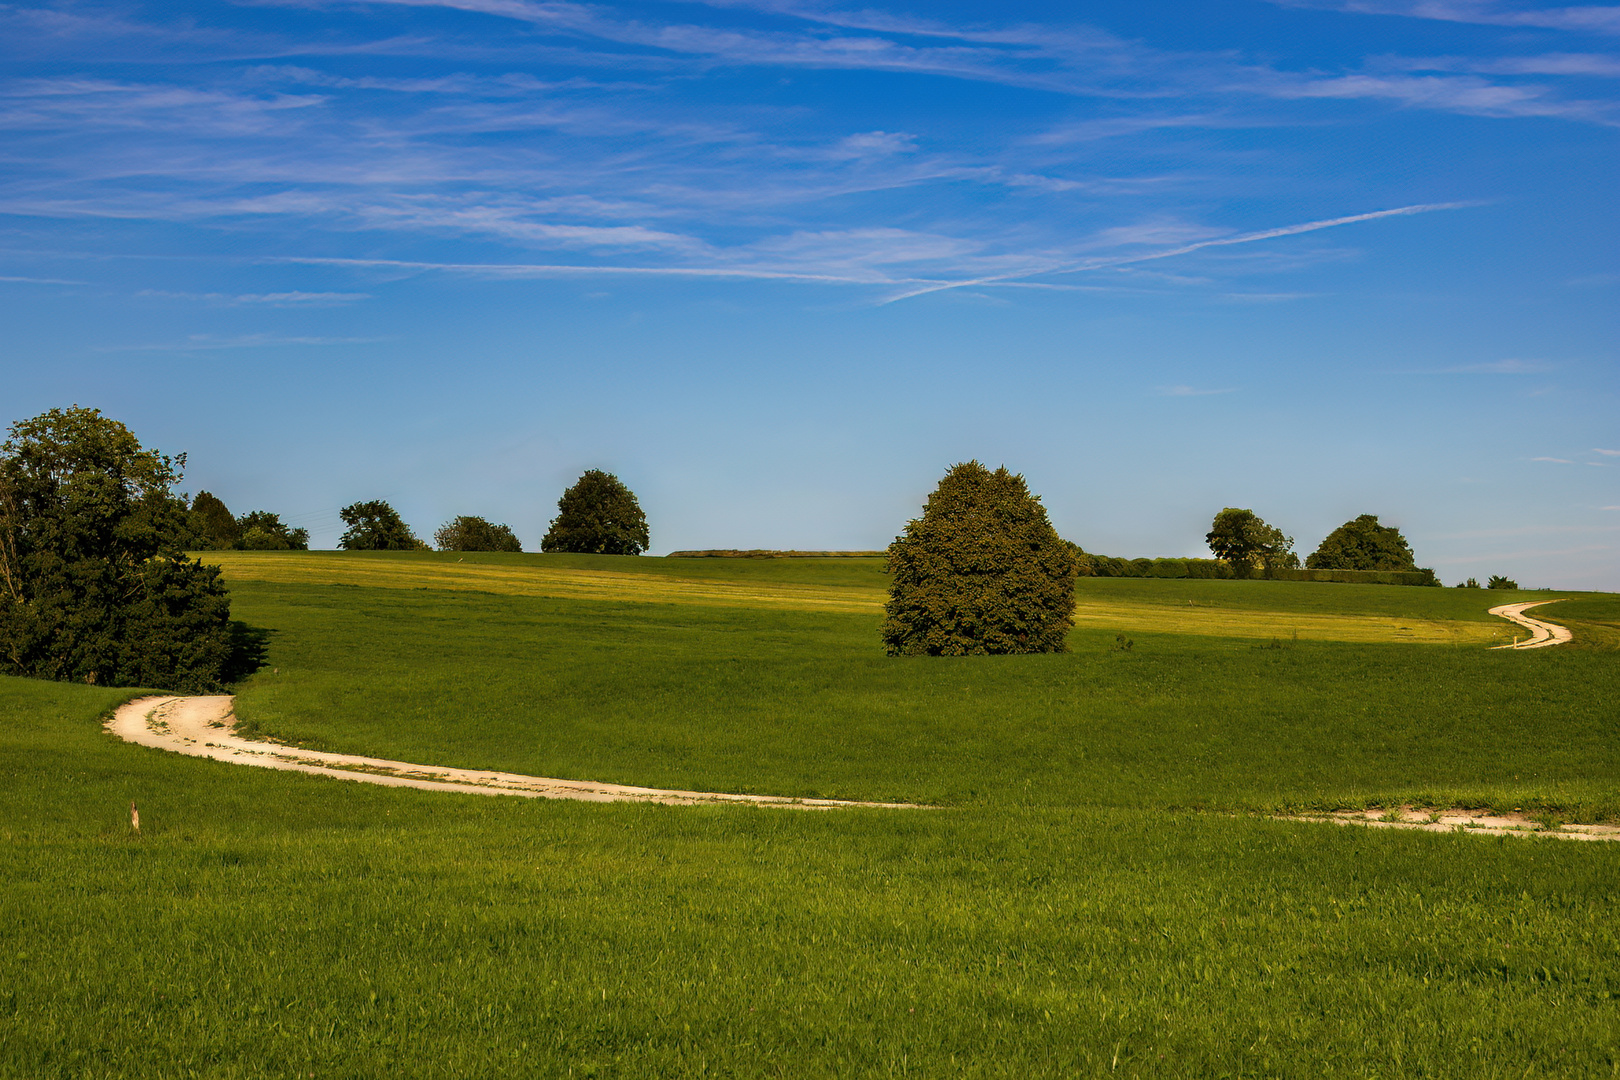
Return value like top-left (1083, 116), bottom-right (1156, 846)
top-left (1594, 448), bottom-right (1620, 456)
top-left (1159, 385), bottom-right (1236, 396)
top-left (1425, 358), bottom-right (1555, 374)
top-left (139, 289), bottom-right (371, 305)
top-left (1266, 1), bottom-right (1620, 35)
top-left (1531, 456), bottom-right (1576, 464)
top-left (0, 273), bottom-right (86, 285)
top-left (99, 333), bottom-right (389, 351)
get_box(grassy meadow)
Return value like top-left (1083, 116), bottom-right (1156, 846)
top-left (4, 551), bottom-right (1619, 1077)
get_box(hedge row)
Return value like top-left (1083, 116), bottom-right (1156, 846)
top-left (1267, 567), bottom-right (1440, 586)
top-left (666, 549), bottom-right (886, 559)
top-left (1078, 554), bottom-right (1235, 580)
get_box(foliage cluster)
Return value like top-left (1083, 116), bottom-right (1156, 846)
top-left (188, 491), bottom-right (309, 551)
top-left (541, 470), bottom-right (649, 555)
top-left (338, 500), bottom-right (428, 551)
top-left (434, 515), bottom-right (522, 553)
top-left (0, 407), bottom-right (231, 691)
top-left (883, 462), bottom-right (1077, 655)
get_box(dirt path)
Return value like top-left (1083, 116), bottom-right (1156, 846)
top-left (106, 695), bottom-right (921, 809)
top-left (1288, 808), bottom-right (1620, 842)
top-left (1488, 599), bottom-right (1572, 649)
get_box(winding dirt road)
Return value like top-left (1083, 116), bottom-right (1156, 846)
top-left (107, 695), bottom-right (918, 809)
top-left (105, 601), bottom-right (1569, 809)
top-left (1488, 600), bottom-right (1572, 649)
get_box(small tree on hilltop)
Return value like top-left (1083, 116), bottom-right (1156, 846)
top-left (435, 515), bottom-right (522, 553)
top-left (1487, 574), bottom-right (1518, 590)
top-left (541, 471), bottom-right (649, 555)
top-left (189, 490), bottom-right (242, 550)
top-left (0, 407), bottom-right (232, 691)
top-left (339, 500), bottom-right (427, 551)
top-left (1206, 508), bottom-right (1296, 579)
top-left (882, 461), bottom-right (1078, 656)
top-left (1307, 514), bottom-right (1416, 572)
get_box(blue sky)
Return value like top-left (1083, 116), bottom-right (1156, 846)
top-left (2, 0), bottom-right (1617, 586)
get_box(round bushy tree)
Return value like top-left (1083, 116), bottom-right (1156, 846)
top-left (882, 461), bottom-right (1078, 656)
top-left (1307, 514), bottom-right (1416, 571)
top-left (541, 471), bottom-right (649, 555)
top-left (435, 515), bottom-right (522, 552)
top-left (0, 406), bottom-right (232, 691)
top-left (338, 500), bottom-right (427, 551)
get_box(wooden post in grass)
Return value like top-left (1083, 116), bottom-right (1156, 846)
top-left (130, 801), bottom-right (140, 835)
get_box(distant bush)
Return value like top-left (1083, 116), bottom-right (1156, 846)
top-left (188, 493), bottom-right (308, 551)
top-left (1206, 508), bottom-right (1296, 579)
top-left (1456, 578), bottom-right (1481, 589)
top-left (236, 510), bottom-right (309, 551)
top-left (1487, 575), bottom-right (1519, 590)
top-left (435, 516), bottom-right (522, 553)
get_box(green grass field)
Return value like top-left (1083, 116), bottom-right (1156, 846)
top-left (4, 553), bottom-right (1619, 1077)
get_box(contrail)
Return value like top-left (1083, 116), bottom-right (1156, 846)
top-left (878, 201), bottom-right (1479, 304)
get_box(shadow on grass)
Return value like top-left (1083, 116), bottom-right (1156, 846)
top-left (222, 620), bottom-right (275, 684)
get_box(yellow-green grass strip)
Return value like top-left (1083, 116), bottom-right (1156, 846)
top-left (202, 551), bottom-right (1500, 645)
top-left (201, 550), bottom-right (885, 613)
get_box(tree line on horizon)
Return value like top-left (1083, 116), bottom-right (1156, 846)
top-left (325, 469), bottom-right (649, 556)
top-left (0, 406), bottom-right (1534, 688)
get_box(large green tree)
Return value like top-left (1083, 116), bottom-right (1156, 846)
top-left (338, 500), bottom-right (427, 551)
top-left (882, 461), bottom-right (1078, 656)
top-left (1205, 508), bottom-right (1297, 579)
top-left (1307, 514), bottom-right (1417, 571)
top-left (0, 407), bottom-right (232, 691)
top-left (435, 515), bottom-right (522, 552)
top-left (541, 471), bottom-right (649, 555)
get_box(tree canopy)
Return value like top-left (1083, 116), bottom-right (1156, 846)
top-left (541, 471), bottom-right (649, 555)
top-left (0, 407), bottom-right (233, 691)
top-left (882, 461), bottom-right (1078, 656)
top-left (435, 515), bottom-right (522, 552)
top-left (1306, 514), bottom-right (1416, 572)
top-left (338, 500), bottom-right (427, 551)
top-left (1205, 508), bottom-right (1297, 578)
